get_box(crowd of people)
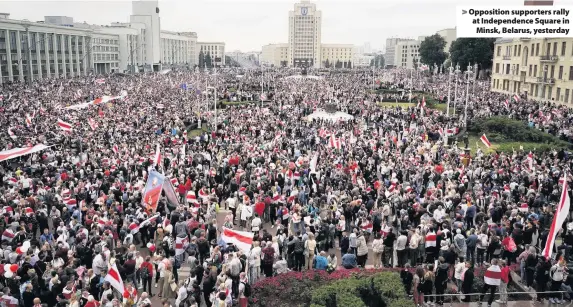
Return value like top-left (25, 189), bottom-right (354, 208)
top-left (0, 66), bottom-right (571, 307)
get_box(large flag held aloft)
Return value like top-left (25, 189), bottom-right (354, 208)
top-left (543, 174), bottom-right (570, 259)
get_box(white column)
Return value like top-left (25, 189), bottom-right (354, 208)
top-left (60, 34), bottom-right (66, 78)
top-left (68, 35), bottom-right (74, 77)
top-left (44, 34), bottom-right (51, 78)
top-left (53, 34), bottom-right (59, 78)
top-left (82, 36), bottom-right (87, 75)
top-left (15, 30), bottom-right (24, 81)
top-left (25, 30), bottom-right (33, 81)
top-left (75, 36), bottom-right (81, 75)
top-left (5, 30), bottom-right (13, 82)
top-left (36, 33), bottom-right (43, 79)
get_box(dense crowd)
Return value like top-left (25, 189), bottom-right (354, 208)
top-left (0, 67), bottom-right (572, 307)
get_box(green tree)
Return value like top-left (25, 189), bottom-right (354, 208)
top-left (325, 59), bottom-right (330, 68)
top-left (449, 38), bottom-right (496, 70)
top-left (376, 54), bottom-right (385, 68)
top-left (205, 53), bottom-right (213, 68)
top-left (370, 58), bottom-right (375, 67)
top-left (198, 50), bottom-right (205, 69)
top-left (419, 34), bottom-right (447, 67)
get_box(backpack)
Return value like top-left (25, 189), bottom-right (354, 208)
top-left (140, 265), bottom-right (151, 280)
top-left (241, 281), bottom-right (252, 297)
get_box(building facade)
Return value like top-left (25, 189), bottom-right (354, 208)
top-left (0, 13), bottom-right (119, 83)
top-left (394, 38), bottom-right (424, 69)
top-left (436, 28), bottom-right (456, 54)
top-left (197, 42), bottom-right (226, 66)
top-left (0, 0), bottom-right (224, 83)
top-left (288, 0), bottom-right (322, 68)
top-left (161, 31), bottom-right (197, 68)
top-left (261, 43), bottom-right (288, 67)
top-left (491, 38), bottom-right (573, 105)
top-left (321, 44), bottom-right (353, 68)
top-left (385, 38), bottom-right (413, 67)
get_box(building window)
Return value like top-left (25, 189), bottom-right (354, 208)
top-left (550, 65), bottom-right (555, 78)
top-left (565, 89), bottom-right (570, 104)
top-left (529, 65), bottom-right (532, 76)
top-left (562, 42), bottom-right (567, 56)
top-left (536, 43), bottom-right (539, 56)
top-left (557, 87), bottom-right (561, 101)
top-left (531, 44), bottom-right (535, 57)
top-left (547, 43), bottom-right (551, 55)
top-left (497, 46), bottom-right (501, 56)
top-left (559, 66), bottom-right (564, 79)
top-left (569, 66), bottom-right (573, 80)
top-left (553, 42), bottom-right (557, 56)
top-left (534, 65), bottom-right (537, 77)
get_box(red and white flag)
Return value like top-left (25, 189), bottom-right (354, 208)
top-left (104, 263), bottom-right (125, 294)
top-left (25, 114), bottom-right (32, 128)
top-left (88, 118), bottom-right (98, 131)
top-left (139, 214), bottom-right (160, 228)
top-left (57, 119), bottom-right (73, 132)
top-left (503, 99), bottom-right (509, 109)
top-left (527, 152), bottom-right (533, 170)
top-left (7, 128), bottom-right (16, 140)
top-left (328, 135), bottom-right (342, 150)
top-left (175, 236), bottom-right (189, 256)
top-left (1, 229), bottom-right (14, 242)
top-left (112, 145), bottom-right (119, 154)
top-left (220, 227), bottom-right (254, 253)
top-left (543, 173), bottom-right (570, 259)
top-left (425, 232), bottom-right (437, 248)
top-left (153, 144), bottom-right (161, 168)
top-left (512, 94), bottom-right (520, 102)
top-left (186, 191), bottom-right (199, 205)
top-left (129, 222), bottom-right (139, 234)
top-left (480, 134), bottom-right (491, 148)
top-left (484, 265), bottom-right (502, 286)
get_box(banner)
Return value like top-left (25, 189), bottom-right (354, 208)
top-left (141, 171), bottom-right (165, 213)
top-left (0, 144), bottom-right (52, 162)
top-left (141, 171), bottom-right (181, 213)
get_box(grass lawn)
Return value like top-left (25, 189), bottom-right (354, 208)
top-left (378, 102), bottom-right (415, 108)
top-left (467, 135), bottom-right (564, 154)
top-left (188, 124), bottom-right (207, 138)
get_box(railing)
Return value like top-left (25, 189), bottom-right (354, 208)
top-left (537, 77), bottom-right (556, 84)
top-left (418, 290), bottom-right (567, 306)
top-left (540, 55), bottom-right (559, 62)
top-left (503, 55), bottom-right (512, 60)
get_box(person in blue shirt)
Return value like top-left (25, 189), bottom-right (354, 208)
top-left (314, 251), bottom-right (328, 270)
top-left (39, 228), bottom-right (54, 246)
top-left (341, 251), bottom-right (357, 269)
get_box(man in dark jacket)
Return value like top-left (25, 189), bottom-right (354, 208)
top-left (340, 231), bottom-right (350, 255)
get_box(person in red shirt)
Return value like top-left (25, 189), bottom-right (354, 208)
top-left (497, 260), bottom-right (510, 304)
top-left (140, 256), bottom-right (155, 297)
top-left (84, 295), bottom-right (101, 307)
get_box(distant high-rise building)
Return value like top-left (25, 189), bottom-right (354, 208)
top-left (385, 38), bottom-right (413, 67)
top-left (288, 0), bottom-right (322, 68)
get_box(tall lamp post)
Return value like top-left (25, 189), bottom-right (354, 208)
top-left (453, 64), bottom-right (461, 115)
top-left (447, 65), bottom-right (454, 116)
top-left (464, 63), bottom-right (474, 127)
top-left (473, 63), bottom-right (478, 97)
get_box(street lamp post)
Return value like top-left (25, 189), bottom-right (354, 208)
top-left (409, 68), bottom-right (413, 103)
top-left (473, 63), bottom-right (478, 97)
top-left (453, 64), bottom-right (461, 115)
top-left (464, 63), bottom-right (473, 127)
top-left (447, 65), bottom-right (453, 116)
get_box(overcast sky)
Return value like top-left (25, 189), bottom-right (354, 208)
top-left (0, 0), bottom-right (565, 52)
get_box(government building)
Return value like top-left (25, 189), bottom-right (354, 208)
top-left (491, 38), bottom-right (573, 105)
top-left (0, 0), bottom-right (225, 83)
top-left (261, 0), bottom-right (354, 68)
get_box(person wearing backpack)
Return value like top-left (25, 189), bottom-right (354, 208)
top-left (238, 272), bottom-right (250, 307)
top-left (140, 256), bottom-right (154, 297)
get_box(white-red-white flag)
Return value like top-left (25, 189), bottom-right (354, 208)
top-left (480, 134), bottom-right (491, 148)
top-left (104, 263), bottom-right (125, 294)
top-left (7, 128), bottom-right (16, 140)
top-left (153, 144), bottom-right (161, 168)
top-left (25, 114), bottom-right (32, 128)
top-left (57, 119), bottom-right (73, 132)
top-left (527, 151), bottom-right (533, 170)
top-left (88, 118), bottom-right (98, 131)
top-left (543, 174), bottom-right (570, 259)
top-left (220, 227), bottom-right (254, 253)
top-left (175, 236), bottom-right (189, 256)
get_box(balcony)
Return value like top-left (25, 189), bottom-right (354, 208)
top-left (537, 77), bottom-right (555, 84)
top-left (503, 55), bottom-right (511, 60)
top-left (540, 55), bottom-right (558, 62)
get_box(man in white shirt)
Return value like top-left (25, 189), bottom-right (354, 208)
top-left (251, 214), bottom-right (262, 233)
top-left (227, 195), bottom-right (237, 224)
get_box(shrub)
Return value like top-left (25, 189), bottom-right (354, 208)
top-left (250, 268), bottom-right (410, 307)
top-left (310, 272), bottom-right (413, 307)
